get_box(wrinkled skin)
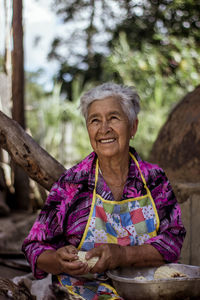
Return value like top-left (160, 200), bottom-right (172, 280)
top-left (37, 241), bottom-right (164, 276)
top-left (85, 244), bottom-right (123, 274)
top-left (55, 244), bottom-right (123, 276)
top-left (54, 245), bottom-right (90, 276)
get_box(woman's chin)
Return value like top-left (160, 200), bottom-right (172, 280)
top-left (96, 147), bottom-right (123, 159)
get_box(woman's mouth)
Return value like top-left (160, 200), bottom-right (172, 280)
top-left (99, 138), bottom-right (115, 144)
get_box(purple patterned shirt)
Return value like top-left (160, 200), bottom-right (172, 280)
top-left (22, 147), bottom-right (186, 279)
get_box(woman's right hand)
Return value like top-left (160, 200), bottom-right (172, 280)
top-left (37, 245), bottom-right (90, 276)
top-left (55, 245), bottom-right (90, 275)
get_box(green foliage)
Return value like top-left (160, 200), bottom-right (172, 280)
top-left (26, 76), bottom-right (91, 167)
top-left (49, 0), bottom-right (200, 97)
top-left (25, 0), bottom-right (200, 163)
top-left (26, 31), bottom-right (200, 163)
top-left (105, 33), bottom-right (200, 159)
top-left (26, 71), bottom-right (49, 141)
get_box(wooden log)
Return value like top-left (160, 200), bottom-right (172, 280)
top-left (0, 110), bottom-right (65, 191)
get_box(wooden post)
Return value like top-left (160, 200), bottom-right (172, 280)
top-left (12, 0), bottom-right (29, 210)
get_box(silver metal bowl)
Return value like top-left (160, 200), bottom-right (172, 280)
top-left (106, 263), bottom-right (200, 300)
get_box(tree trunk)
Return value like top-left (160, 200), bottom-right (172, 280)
top-left (0, 110), bottom-right (66, 191)
top-left (0, 1), bottom-right (12, 215)
top-left (12, 0), bottom-right (25, 128)
top-left (12, 0), bottom-right (29, 209)
top-left (3, 0), bottom-right (12, 78)
top-left (86, 0), bottom-right (95, 63)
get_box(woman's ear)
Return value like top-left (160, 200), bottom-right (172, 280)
top-left (130, 118), bottom-right (138, 138)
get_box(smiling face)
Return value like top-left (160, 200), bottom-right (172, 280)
top-left (86, 97), bottom-right (138, 160)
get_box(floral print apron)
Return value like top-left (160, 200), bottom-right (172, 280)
top-left (57, 153), bottom-right (160, 299)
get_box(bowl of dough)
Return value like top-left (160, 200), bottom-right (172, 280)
top-left (106, 263), bottom-right (200, 300)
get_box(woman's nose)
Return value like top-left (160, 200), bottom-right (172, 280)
top-left (99, 120), bottom-right (111, 134)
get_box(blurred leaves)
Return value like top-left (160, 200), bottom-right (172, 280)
top-left (24, 0), bottom-right (200, 163)
top-left (105, 33), bottom-right (200, 159)
top-left (26, 75), bottom-right (91, 167)
top-left (25, 30), bottom-right (200, 162)
top-left (49, 0), bottom-right (200, 97)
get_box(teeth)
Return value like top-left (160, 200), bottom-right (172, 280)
top-left (100, 139), bottom-right (115, 143)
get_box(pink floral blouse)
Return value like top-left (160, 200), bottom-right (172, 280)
top-left (22, 147), bottom-right (186, 279)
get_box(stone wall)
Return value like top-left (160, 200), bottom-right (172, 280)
top-left (172, 182), bottom-right (200, 266)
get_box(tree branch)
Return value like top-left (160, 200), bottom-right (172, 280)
top-left (0, 110), bottom-right (65, 191)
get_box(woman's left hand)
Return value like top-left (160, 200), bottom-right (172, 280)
top-left (85, 244), bottom-right (125, 273)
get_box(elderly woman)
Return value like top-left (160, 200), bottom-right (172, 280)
top-left (22, 82), bottom-right (186, 299)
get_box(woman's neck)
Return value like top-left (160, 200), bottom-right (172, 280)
top-left (98, 153), bottom-right (130, 187)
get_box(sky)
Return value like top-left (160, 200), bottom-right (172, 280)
top-left (0, 0), bottom-right (127, 91)
top-left (0, 0), bottom-right (64, 90)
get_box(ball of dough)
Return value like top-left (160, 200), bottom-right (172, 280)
top-left (78, 251), bottom-right (99, 269)
top-left (154, 266), bottom-right (187, 279)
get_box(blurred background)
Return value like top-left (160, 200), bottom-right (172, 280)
top-left (0, 0), bottom-right (200, 277)
top-left (0, 0), bottom-right (200, 211)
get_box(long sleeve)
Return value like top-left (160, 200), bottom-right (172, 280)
top-left (22, 152), bottom-right (95, 279)
top-left (22, 177), bottom-right (82, 279)
top-left (144, 165), bottom-right (186, 262)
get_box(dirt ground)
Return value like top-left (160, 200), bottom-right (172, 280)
top-left (0, 212), bottom-right (35, 280)
top-left (0, 264), bottom-right (29, 279)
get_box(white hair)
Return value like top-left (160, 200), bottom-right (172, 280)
top-left (80, 82), bottom-right (140, 125)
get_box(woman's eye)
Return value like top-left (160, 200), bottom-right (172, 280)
top-left (91, 118), bottom-right (99, 123)
top-left (110, 116), bottom-right (118, 120)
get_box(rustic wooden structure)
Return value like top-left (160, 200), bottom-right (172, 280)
top-left (150, 85), bottom-right (200, 266)
top-left (0, 110), bottom-right (65, 191)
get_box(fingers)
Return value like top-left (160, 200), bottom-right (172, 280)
top-left (64, 249), bottom-right (78, 262)
top-left (86, 247), bottom-right (106, 273)
top-left (61, 259), bottom-right (90, 275)
top-left (56, 245), bottom-right (121, 275)
top-left (56, 246), bottom-right (91, 275)
top-left (86, 247), bottom-right (101, 260)
top-left (88, 244), bottom-right (122, 273)
top-left (57, 245), bottom-right (78, 262)
top-left (90, 254), bottom-right (107, 274)
top-left (67, 245), bottom-right (78, 255)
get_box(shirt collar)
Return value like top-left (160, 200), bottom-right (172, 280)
top-left (65, 147), bottom-right (143, 188)
top-left (88, 147), bottom-right (144, 190)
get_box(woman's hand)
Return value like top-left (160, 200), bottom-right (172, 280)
top-left (37, 245), bottom-right (90, 276)
top-left (85, 244), bottom-right (125, 274)
top-left (55, 245), bottom-right (90, 275)
top-left (84, 244), bottom-right (164, 274)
